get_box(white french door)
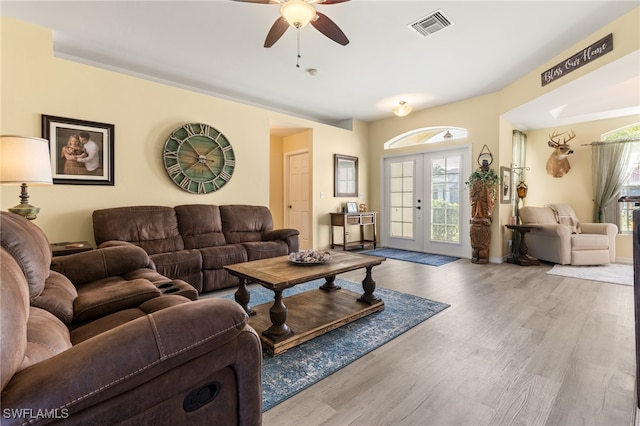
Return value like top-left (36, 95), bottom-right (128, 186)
top-left (382, 146), bottom-right (471, 258)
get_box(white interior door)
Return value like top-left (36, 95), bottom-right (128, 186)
top-left (382, 146), bottom-right (471, 258)
top-left (285, 150), bottom-right (311, 249)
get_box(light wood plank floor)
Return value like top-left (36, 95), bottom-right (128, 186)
top-left (259, 258), bottom-right (636, 426)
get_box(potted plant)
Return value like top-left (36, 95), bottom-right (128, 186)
top-left (466, 163), bottom-right (499, 264)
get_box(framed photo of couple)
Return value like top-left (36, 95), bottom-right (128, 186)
top-left (42, 115), bottom-right (115, 185)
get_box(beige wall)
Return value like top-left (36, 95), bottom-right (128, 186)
top-left (1, 17), bottom-right (369, 249)
top-left (2, 6), bottom-right (638, 261)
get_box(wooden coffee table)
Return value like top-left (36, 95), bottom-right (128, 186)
top-left (224, 251), bottom-right (385, 356)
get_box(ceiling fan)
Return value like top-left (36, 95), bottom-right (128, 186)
top-left (232, 0), bottom-right (350, 48)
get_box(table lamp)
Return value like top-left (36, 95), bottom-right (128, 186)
top-left (0, 135), bottom-right (53, 220)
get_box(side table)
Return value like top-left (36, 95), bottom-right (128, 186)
top-left (505, 224), bottom-right (541, 266)
top-left (50, 241), bottom-right (94, 257)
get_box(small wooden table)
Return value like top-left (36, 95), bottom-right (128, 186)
top-left (225, 251), bottom-right (385, 356)
top-left (50, 241), bottom-right (94, 257)
top-left (505, 224), bottom-right (541, 266)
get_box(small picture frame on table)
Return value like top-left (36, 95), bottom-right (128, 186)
top-left (346, 202), bottom-right (358, 213)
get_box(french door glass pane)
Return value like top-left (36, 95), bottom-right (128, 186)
top-left (431, 155), bottom-right (460, 243)
top-left (389, 160), bottom-right (414, 238)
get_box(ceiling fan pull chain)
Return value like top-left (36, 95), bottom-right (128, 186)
top-left (296, 28), bottom-right (301, 68)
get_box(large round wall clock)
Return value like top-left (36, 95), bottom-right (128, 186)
top-left (162, 123), bottom-right (235, 194)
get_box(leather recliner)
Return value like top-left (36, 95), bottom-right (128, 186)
top-left (0, 211), bottom-right (262, 425)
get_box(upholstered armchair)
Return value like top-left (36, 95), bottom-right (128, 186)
top-left (0, 212), bottom-right (262, 425)
top-left (518, 204), bottom-right (617, 265)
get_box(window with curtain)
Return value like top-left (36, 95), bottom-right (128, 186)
top-left (598, 123), bottom-right (640, 233)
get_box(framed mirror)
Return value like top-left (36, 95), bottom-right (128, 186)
top-left (334, 154), bottom-right (358, 197)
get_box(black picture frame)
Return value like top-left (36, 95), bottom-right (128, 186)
top-left (500, 166), bottom-right (512, 204)
top-left (334, 154), bottom-right (358, 197)
top-left (42, 114), bottom-right (114, 185)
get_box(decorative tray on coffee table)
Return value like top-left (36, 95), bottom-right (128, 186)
top-left (288, 250), bottom-right (332, 265)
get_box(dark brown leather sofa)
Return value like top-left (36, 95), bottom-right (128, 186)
top-left (0, 211), bottom-right (262, 425)
top-left (92, 204), bottom-right (299, 294)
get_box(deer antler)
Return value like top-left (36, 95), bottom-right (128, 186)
top-left (549, 129), bottom-right (576, 145)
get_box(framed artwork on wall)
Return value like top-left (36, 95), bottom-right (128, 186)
top-left (42, 115), bottom-right (115, 185)
top-left (500, 166), bottom-right (512, 204)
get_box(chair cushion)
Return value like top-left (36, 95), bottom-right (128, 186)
top-left (31, 271), bottom-right (77, 324)
top-left (1, 248), bottom-right (29, 390)
top-left (21, 307), bottom-right (72, 371)
top-left (571, 234), bottom-right (609, 251)
top-left (73, 278), bottom-right (161, 323)
top-left (519, 206), bottom-right (557, 225)
top-left (220, 205), bottom-right (273, 243)
top-left (0, 211), bottom-right (51, 300)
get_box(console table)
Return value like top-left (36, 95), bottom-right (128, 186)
top-left (330, 212), bottom-right (377, 251)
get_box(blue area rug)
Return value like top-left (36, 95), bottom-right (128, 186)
top-left (223, 278), bottom-right (449, 411)
top-left (361, 248), bottom-right (459, 266)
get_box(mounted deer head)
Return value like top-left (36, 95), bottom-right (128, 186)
top-left (545, 129), bottom-right (576, 178)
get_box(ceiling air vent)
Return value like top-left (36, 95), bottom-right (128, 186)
top-left (408, 10), bottom-right (453, 37)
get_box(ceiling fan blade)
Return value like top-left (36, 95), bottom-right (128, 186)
top-left (311, 12), bottom-right (349, 46)
top-left (316, 0), bottom-right (351, 4)
top-left (264, 17), bottom-right (289, 48)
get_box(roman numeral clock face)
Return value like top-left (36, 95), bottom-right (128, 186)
top-left (163, 123), bottom-right (235, 194)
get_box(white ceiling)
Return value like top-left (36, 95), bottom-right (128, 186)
top-left (2, 0), bottom-right (639, 130)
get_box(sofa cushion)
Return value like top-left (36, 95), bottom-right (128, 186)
top-left (1, 248), bottom-right (29, 390)
top-left (32, 270), bottom-right (77, 324)
top-left (21, 307), bottom-right (72, 371)
top-left (150, 250), bottom-right (202, 278)
top-left (175, 204), bottom-right (227, 249)
top-left (571, 234), bottom-right (609, 251)
top-left (0, 211), bottom-right (51, 300)
top-left (73, 278), bottom-right (162, 323)
top-left (200, 244), bottom-right (248, 270)
top-left (93, 206), bottom-right (185, 254)
top-left (241, 241), bottom-right (289, 261)
top-left (220, 205), bottom-right (273, 243)
top-left (519, 206), bottom-right (558, 225)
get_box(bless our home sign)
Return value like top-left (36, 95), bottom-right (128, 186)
top-left (541, 33), bottom-right (613, 87)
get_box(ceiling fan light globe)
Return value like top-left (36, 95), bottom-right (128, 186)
top-left (393, 101), bottom-right (412, 117)
top-left (281, 0), bottom-right (316, 28)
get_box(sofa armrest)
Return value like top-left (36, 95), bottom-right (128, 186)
top-left (263, 228), bottom-right (300, 253)
top-left (97, 240), bottom-right (137, 249)
top-left (263, 228), bottom-right (299, 241)
top-left (50, 245), bottom-right (155, 286)
top-left (0, 299), bottom-right (258, 423)
top-left (529, 223), bottom-right (572, 238)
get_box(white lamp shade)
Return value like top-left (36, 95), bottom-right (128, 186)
top-left (0, 135), bottom-right (53, 185)
top-left (280, 0), bottom-right (316, 28)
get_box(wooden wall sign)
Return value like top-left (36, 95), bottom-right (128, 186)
top-left (541, 33), bottom-right (613, 86)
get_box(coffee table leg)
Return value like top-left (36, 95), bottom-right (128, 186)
top-left (358, 265), bottom-right (381, 305)
top-left (319, 274), bottom-right (341, 292)
top-left (234, 278), bottom-right (256, 316)
top-left (263, 289), bottom-right (293, 341)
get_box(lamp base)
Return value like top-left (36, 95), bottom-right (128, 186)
top-left (9, 203), bottom-right (40, 220)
